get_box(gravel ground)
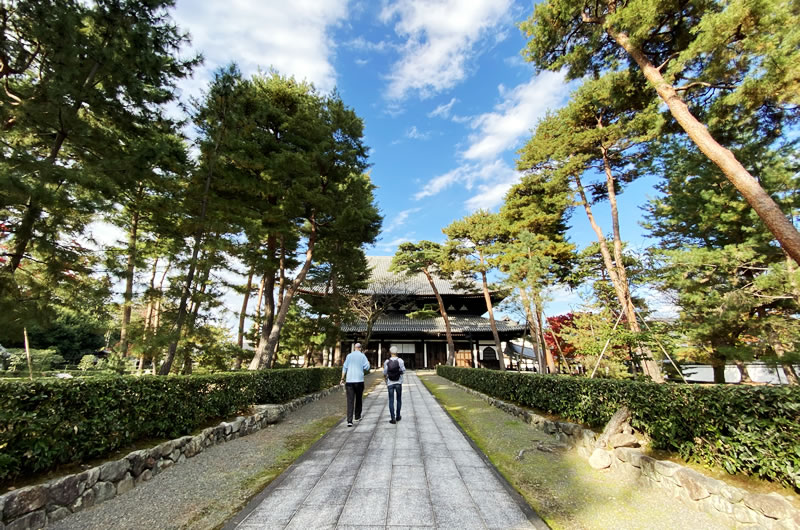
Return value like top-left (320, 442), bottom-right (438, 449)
top-left (50, 373), bottom-right (383, 530)
top-left (420, 374), bottom-right (732, 530)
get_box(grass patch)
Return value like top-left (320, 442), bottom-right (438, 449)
top-left (239, 415), bottom-right (340, 492)
top-left (419, 374), bottom-right (730, 530)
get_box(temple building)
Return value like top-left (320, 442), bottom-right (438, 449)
top-left (339, 256), bottom-right (527, 369)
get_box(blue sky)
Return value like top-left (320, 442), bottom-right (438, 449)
top-left (167, 0), bottom-right (671, 318)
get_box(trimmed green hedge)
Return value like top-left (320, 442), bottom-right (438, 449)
top-left (437, 366), bottom-right (800, 489)
top-left (0, 368), bottom-right (340, 482)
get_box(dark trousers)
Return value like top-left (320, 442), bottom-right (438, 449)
top-left (345, 382), bottom-right (364, 422)
top-left (387, 383), bottom-right (402, 420)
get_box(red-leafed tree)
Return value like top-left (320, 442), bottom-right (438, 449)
top-left (545, 313), bottom-right (578, 358)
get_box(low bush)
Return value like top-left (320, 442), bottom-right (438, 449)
top-left (437, 366), bottom-right (800, 490)
top-left (0, 367), bottom-right (340, 482)
top-left (3, 349), bottom-right (65, 372)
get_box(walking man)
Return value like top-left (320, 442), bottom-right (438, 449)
top-left (341, 343), bottom-right (370, 427)
top-left (383, 346), bottom-right (405, 424)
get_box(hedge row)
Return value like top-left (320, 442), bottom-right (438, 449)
top-left (0, 368), bottom-right (341, 482)
top-left (437, 366), bottom-right (800, 489)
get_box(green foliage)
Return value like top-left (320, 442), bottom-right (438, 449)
top-left (0, 367), bottom-right (340, 481)
top-left (78, 355), bottom-right (97, 372)
top-left (4, 349), bottom-right (63, 372)
top-left (438, 366), bottom-right (800, 489)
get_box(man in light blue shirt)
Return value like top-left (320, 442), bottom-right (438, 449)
top-left (383, 346), bottom-right (406, 424)
top-left (341, 343), bottom-right (371, 427)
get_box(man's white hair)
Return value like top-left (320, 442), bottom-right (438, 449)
top-left (389, 346), bottom-right (398, 354)
top-left (354, 343), bottom-right (362, 350)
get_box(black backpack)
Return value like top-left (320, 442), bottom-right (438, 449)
top-left (387, 358), bottom-right (402, 381)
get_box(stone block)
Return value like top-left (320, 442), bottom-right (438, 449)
top-left (169, 449), bottom-right (181, 461)
top-left (639, 456), bottom-right (660, 482)
top-left (557, 422), bottom-right (580, 436)
top-left (718, 485), bottom-right (744, 504)
top-left (674, 468), bottom-right (711, 501)
top-left (92, 481), bottom-right (116, 503)
top-left (5, 509), bottom-right (45, 530)
top-left (126, 450), bottom-right (149, 477)
top-left (3, 486), bottom-right (48, 521)
top-left (174, 435), bottom-right (193, 448)
top-left (135, 470), bottom-right (152, 485)
top-left (46, 474), bottom-right (79, 506)
top-left (596, 406), bottom-right (631, 448)
top-left (231, 417), bottom-right (245, 432)
top-left (709, 494), bottom-right (734, 515)
top-left (543, 421), bottom-right (557, 434)
top-left (743, 493), bottom-right (797, 520)
top-left (183, 437), bottom-right (204, 458)
top-left (581, 429), bottom-right (596, 449)
top-left (654, 460), bottom-right (681, 478)
top-left (776, 513), bottom-right (800, 529)
top-left (116, 473), bottom-right (134, 495)
top-left (99, 458), bottom-right (130, 483)
top-left (589, 448), bottom-right (612, 469)
top-left (70, 488), bottom-right (95, 513)
top-left (734, 504), bottom-right (759, 524)
top-left (156, 459), bottom-right (174, 473)
top-left (157, 440), bottom-right (175, 457)
top-left (609, 433), bottom-right (639, 448)
top-left (78, 467), bottom-right (100, 491)
top-left (46, 506), bottom-right (71, 524)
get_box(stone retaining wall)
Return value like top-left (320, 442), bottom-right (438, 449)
top-left (447, 380), bottom-right (800, 530)
top-left (0, 384), bottom-right (344, 530)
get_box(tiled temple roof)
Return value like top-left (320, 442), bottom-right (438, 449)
top-left (362, 256), bottom-right (479, 296)
top-left (341, 313), bottom-right (526, 334)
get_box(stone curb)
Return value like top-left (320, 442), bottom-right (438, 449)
top-left (0, 384), bottom-right (345, 530)
top-left (445, 380), bottom-right (800, 530)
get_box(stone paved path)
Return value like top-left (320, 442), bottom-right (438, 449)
top-left (226, 372), bottom-right (547, 529)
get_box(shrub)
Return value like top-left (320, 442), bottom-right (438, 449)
top-left (5, 349), bottom-right (65, 372)
top-left (0, 367), bottom-right (340, 482)
top-left (78, 355), bottom-right (97, 372)
top-left (437, 366), bottom-right (800, 490)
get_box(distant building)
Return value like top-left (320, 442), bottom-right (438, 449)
top-left (338, 256), bottom-right (526, 369)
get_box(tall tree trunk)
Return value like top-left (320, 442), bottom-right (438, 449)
top-left (607, 25), bottom-right (800, 265)
top-left (138, 257), bottom-right (160, 376)
top-left (574, 173), bottom-right (663, 382)
top-left (119, 184), bottom-right (144, 357)
top-left (159, 175), bottom-right (213, 375)
top-left (257, 221), bottom-right (318, 370)
top-left (522, 289), bottom-right (555, 373)
top-left (249, 237), bottom-right (278, 370)
top-left (600, 148), bottom-right (663, 382)
top-left (237, 269), bottom-right (254, 348)
top-left (250, 273), bottom-right (267, 338)
top-left (423, 268), bottom-right (455, 365)
top-left (535, 303), bottom-right (556, 373)
top-left (480, 266), bottom-right (505, 371)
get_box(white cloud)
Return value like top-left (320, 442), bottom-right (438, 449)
top-left (428, 97), bottom-right (458, 118)
top-left (355, 58), bottom-right (369, 66)
top-left (463, 162), bottom-right (520, 211)
top-left (383, 207), bottom-right (422, 233)
top-left (172, 0), bottom-right (348, 100)
top-left (414, 159), bottom-right (517, 203)
top-left (373, 235), bottom-right (415, 253)
top-left (380, 0), bottom-right (513, 100)
top-left (463, 70), bottom-right (568, 161)
top-left (405, 125), bottom-right (431, 140)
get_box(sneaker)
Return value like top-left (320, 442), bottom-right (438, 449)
top-left (347, 422), bottom-right (353, 427)
top-left (389, 419), bottom-right (396, 424)
top-left (396, 416), bottom-right (401, 422)
top-left (355, 416), bottom-right (361, 422)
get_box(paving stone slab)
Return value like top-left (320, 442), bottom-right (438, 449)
top-left (228, 373), bottom-right (541, 530)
